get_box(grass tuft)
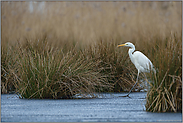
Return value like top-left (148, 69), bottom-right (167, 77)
top-left (12, 38), bottom-right (113, 99)
top-left (145, 34), bottom-right (182, 112)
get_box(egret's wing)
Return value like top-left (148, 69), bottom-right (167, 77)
top-left (133, 51), bottom-right (153, 72)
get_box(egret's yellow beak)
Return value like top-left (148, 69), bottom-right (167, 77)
top-left (117, 44), bottom-right (126, 47)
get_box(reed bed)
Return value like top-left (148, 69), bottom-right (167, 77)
top-left (1, 2), bottom-right (181, 111)
top-left (145, 33), bottom-right (182, 112)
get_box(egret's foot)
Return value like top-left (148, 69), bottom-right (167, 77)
top-left (119, 94), bottom-right (131, 98)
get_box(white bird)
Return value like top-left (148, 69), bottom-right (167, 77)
top-left (117, 42), bottom-right (155, 97)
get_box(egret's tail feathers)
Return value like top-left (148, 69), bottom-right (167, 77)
top-left (152, 68), bottom-right (156, 74)
top-left (147, 62), bottom-right (156, 74)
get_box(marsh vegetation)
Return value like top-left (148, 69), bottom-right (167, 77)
top-left (1, 2), bottom-right (182, 112)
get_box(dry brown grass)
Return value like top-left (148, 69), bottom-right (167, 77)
top-left (2, 2), bottom-right (181, 45)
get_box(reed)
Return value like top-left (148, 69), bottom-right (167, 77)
top-left (1, 40), bottom-right (19, 94)
top-left (145, 33), bottom-right (182, 112)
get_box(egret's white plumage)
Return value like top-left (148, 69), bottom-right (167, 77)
top-left (118, 42), bottom-right (155, 97)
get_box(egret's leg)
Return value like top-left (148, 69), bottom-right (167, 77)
top-left (143, 73), bottom-right (148, 86)
top-left (143, 73), bottom-right (149, 91)
top-left (126, 70), bottom-right (140, 96)
top-left (121, 70), bottom-right (140, 97)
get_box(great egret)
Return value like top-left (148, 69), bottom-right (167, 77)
top-left (117, 42), bottom-right (155, 97)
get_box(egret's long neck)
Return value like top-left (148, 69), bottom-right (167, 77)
top-left (128, 46), bottom-right (135, 63)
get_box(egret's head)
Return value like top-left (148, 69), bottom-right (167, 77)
top-left (117, 42), bottom-right (134, 48)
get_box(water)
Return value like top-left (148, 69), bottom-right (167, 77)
top-left (1, 92), bottom-right (182, 122)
